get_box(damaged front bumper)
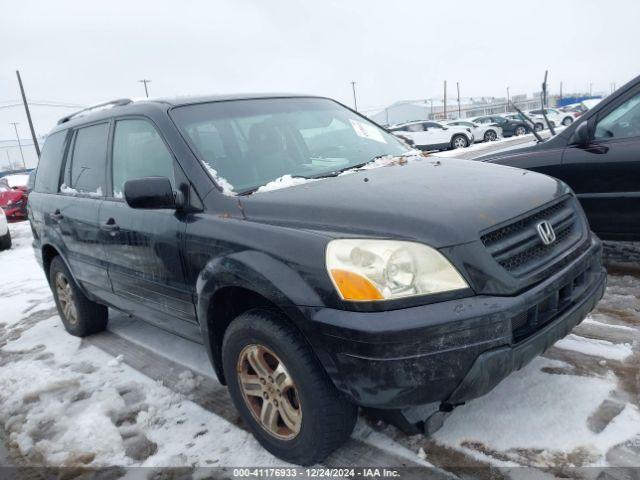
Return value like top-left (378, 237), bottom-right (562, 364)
top-left (304, 236), bottom-right (605, 410)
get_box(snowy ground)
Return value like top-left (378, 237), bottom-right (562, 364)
top-left (1, 211), bottom-right (639, 478)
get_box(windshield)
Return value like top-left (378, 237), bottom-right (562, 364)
top-left (171, 97), bottom-right (409, 194)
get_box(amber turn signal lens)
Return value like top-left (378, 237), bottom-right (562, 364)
top-left (329, 269), bottom-right (384, 301)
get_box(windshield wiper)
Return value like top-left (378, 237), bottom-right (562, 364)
top-left (238, 154), bottom-right (407, 194)
top-left (298, 154), bottom-right (401, 179)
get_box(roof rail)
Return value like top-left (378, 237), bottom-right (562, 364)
top-left (57, 98), bottom-right (132, 125)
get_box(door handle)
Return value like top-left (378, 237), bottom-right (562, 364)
top-left (100, 218), bottom-right (120, 232)
top-left (50, 210), bottom-right (63, 221)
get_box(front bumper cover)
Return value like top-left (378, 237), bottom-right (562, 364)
top-left (303, 236), bottom-right (605, 409)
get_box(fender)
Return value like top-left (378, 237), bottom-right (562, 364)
top-left (196, 249), bottom-right (324, 383)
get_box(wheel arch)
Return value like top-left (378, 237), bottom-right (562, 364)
top-left (196, 251), bottom-right (323, 385)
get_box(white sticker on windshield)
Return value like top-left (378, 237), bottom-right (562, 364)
top-left (349, 119), bottom-right (387, 144)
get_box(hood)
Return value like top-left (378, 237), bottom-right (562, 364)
top-left (239, 158), bottom-right (570, 248)
top-left (0, 190), bottom-right (25, 207)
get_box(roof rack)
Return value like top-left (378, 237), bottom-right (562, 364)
top-left (57, 98), bottom-right (132, 125)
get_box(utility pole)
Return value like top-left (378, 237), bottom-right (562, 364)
top-left (385, 108), bottom-right (389, 125)
top-left (5, 150), bottom-right (13, 171)
top-left (456, 82), bottom-right (461, 118)
top-left (16, 70), bottom-right (41, 158)
top-left (350, 81), bottom-right (358, 111)
top-left (589, 82), bottom-right (593, 96)
top-left (138, 79), bottom-right (152, 98)
top-left (10, 122), bottom-right (26, 169)
top-left (443, 81), bottom-right (447, 119)
top-left (560, 81), bottom-right (563, 102)
top-left (506, 86), bottom-right (510, 110)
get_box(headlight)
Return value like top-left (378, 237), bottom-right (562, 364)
top-left (326, 239), bottom-right (469, 301)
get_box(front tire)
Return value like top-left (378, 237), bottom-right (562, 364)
top-left (534, 123), bottom-right (544, 132)
top-left (223, 309), bottom-right (357, 465)
top-left (0, 231), bottom-right (11, 251)
top-left (49, 256), bottom-right (108, 337)
top-left (451, 134), bottom-right (469, 149)
top-left (562, 117), bottom-right (573, 126)
top-left (515, 125), bottom-right (527, 136)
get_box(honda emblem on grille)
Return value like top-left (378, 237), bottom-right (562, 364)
top-left (536, 220), bottom-right (556, 245)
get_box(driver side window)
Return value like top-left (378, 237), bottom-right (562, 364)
top-left (594, 93), bottom-right (640, 141)
top-left (112, 119), bottom-right (176, 198)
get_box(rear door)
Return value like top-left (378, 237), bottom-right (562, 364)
top-left (56, 122), bottom-right (112, 297)
top-left (561, 87), bottom-right (640, 240)
top-left (98, 117), bottom-right (197, 336)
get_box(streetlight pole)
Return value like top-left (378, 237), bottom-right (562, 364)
top-left (506, 86), bottom-right (510, 110)
top-left (138, 79), bottom-right (152, 98)
top-left (350, 81), bottom-right (358, 111)
top-left (456, 82), bottom-right (461, 118)
top-left (10, 122), bottom-right (25, 169)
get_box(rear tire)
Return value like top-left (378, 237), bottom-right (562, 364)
top-left (0, 231), bottom-right (11, 251)
top-left (451, 134), bottom-right (469, 149)
top-left (562, 117), bottom-right (573, 126)
top-left (222, 309), bottom-right (357, 465)
top-left (49, 256), bottom-right (108, 337)
top-left (534, 123), bottom-right (544, 132)
top-left (515, 125), bottom-right (527, 136)
top-left (483, 130), bottom-right (498, 142)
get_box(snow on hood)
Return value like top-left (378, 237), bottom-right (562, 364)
top-left (251, 150), bottom-right (427, 195)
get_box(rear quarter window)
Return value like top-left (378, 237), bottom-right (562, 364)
top-left (34, 131), bottom-right (68, 193)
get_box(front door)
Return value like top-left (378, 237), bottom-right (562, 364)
top-left (98, 117), bottom-right (197, 336)
top-left (561, 87), bottom-right (640, 240)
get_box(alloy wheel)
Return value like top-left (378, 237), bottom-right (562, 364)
top-left (484, 130), bottom-right (497, 141)
top-left (453, 136), bottom-right (467, 148)
top-left (515, 126), bottom-right (526, 136)
top-left (237, 344), bottom-right (302, 440)
top-left (55, 272), bottom-right (78, 325)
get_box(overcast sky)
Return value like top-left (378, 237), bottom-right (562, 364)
top-left (1, 0), bottom-right (638, 168)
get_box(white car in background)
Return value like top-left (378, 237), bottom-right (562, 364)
top-left (0, 208), bottom-right (11, 250)
top-left (389, 120), bottom-right (474, 150)
top-left (528, 108), bottom-right (577, 127)
top-left (444, 120), bottom-right (502, 142)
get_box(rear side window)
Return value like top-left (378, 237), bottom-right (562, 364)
top-left (64, 123), bottom-right (109, 195)
top-left (34, 131), bottom-right (67, 193)
top-left (111, 119), bottom-right (175, 198)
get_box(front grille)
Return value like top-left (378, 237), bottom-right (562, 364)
top-left (481, 197), bottom-right (582, 277)
top-left (511, 259), bottom-right (598, 342)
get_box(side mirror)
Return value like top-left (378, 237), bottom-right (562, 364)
top-left (571, 121), bottom-right (591, 147)
top-left (124, 176), bottom-right (177, 209)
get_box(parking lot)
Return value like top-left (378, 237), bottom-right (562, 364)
top-left (1, 135), bottom-right (638, 478)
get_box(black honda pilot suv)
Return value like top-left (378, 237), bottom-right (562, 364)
top-left (28, 94), bottom-right (606, 465)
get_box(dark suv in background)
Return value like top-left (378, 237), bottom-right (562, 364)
top-left (29, 94), bottom-right (605, 465)
top-left (478, 74), bottom-right (640, 241)
top-left (472, 114), bottom-right (531, 137)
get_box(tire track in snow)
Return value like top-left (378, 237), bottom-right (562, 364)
top-left (83, 330), bottom-right (451, 474)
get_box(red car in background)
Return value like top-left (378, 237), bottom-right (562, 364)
top-left (0, 174), bottom-right (30, 221)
